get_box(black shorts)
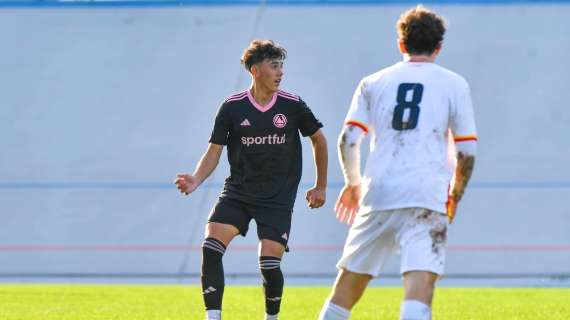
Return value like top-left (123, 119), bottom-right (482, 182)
top-left (208, 197), bottom-right (292, 250)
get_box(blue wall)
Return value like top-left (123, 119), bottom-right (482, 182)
top-left (1, 0), bottom-right (569, 8)
top-left (0, 3), bottom-right (569, 282)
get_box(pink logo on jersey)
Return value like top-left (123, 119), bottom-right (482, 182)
top-left (273, 114), bottom-right (287, 128)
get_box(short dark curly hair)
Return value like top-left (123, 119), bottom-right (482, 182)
top-left (397, 5), bottom-right (446, 55)
top-left (240, 39), bottom-right (287, 72)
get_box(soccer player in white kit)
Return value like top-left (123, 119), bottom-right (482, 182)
top-left (318, 6), bottom-right (477, 320)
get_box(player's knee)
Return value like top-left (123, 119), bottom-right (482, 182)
top-left (260, 239), bottom-right (286, 257)
top-left (205, 222), bottom-right (238, 244)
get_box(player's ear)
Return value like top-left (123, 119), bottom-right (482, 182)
top-left (249, 64), bottom-right (257, 78)
top-left (398, 39), bottom-right (408, 54)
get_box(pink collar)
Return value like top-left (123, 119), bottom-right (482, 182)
top-left (247, 90), bottom-right (277, 112)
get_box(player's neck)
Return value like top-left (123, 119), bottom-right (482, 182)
top-left (404, 54), bottom-right (436, 63)
top-left (250, 84), bottom-right (276, 106)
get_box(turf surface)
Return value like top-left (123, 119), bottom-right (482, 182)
top-left (1, 285), bottom-right (569, 319)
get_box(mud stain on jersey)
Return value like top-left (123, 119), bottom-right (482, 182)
top-left (432, 129), bottom-right (442, 141)
top-left (339, 132), bottom-right (348, 162)
top-left (392, 133), bottom-right (406, 157)
top-left (340, 132), bottom-right (347, 144)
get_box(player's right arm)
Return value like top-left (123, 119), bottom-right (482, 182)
top-left (336, 79), bottom-right (369, 225)
top-left (336, 125), bottom-right (366, 225)
top-left (176, 101), bottom-right (231, 196)
top-left (175, 143), bottom-right (223, 195)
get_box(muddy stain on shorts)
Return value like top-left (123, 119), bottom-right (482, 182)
top-left (416, 209), bottom-right (447, 254)
top-left (417, 209), bottom-right (431, 220)
top-left (429, 223), bottom-right (447, 254)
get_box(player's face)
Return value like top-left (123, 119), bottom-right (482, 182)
top-left (254, 58), bottom-right (283, 92)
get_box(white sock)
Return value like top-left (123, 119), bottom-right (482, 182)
top-left (265, 313), bottom-right (278, 320)
top-left (206, 309), bottom-right (221, 320)
top-left (318, 300), bottom-right (351, 320)
top-left (400, 300), bottom-right (431, 320)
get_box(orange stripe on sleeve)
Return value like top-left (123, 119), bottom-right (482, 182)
top-left (345, 120), bottom-right (369, 133)
top-left (454, 135), bottom-right (478, 142)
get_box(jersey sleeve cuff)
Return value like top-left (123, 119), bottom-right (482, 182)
top-left (454, 135), bottom-right (477, 142)
top-left (208, 137), bottom-right (227, 145)
top-left (345, 120), bottom-right (369, 134)
top-left (301, 122), bottom-right (324, 137)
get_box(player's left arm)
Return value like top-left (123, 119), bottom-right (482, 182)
top-left (306, 129), bottom-right (328, 209)
top-left (448, 80), bottom-right (478, 223)
top-left (448, 143), bottom-right (477, 223)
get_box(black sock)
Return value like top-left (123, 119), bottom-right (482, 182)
top-left (259, 256), bottom-right (284, 316)
top-left (201, 237), bottom-right (226, 311)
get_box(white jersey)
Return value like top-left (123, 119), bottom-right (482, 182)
top-left (345, 61), bottom-right (477, 214)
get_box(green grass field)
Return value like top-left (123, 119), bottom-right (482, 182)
top-left (1, 285), bottom-right (569, 319)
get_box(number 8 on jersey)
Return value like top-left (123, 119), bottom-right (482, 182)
top-left (392, 83), bottom-right (423, 131)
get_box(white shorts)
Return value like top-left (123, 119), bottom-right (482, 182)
top-left (336, 208), bottom-right (448, 277)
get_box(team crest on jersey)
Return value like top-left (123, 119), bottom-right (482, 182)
top-left (273, 114), bottom-right (287, 128)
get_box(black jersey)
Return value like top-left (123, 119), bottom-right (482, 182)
top-left (209, 89), bottom-right (323, 210)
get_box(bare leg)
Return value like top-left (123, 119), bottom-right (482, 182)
top-left (402, 271), bottom-right (438, 306)
top-left (330, 268), bottom-right (373, 309)
top-left (400, 271), bottom-right (438, 320)
top-left (205, 222), bottom-right (240, 246)
top-left (318, 268), bottom-right (372, 320)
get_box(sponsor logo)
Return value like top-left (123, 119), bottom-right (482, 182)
top-left (241, 134), bottom-right (286, 147)
top-left (240, 119), bottom-right (251, 127)
top-left (273, 114), bottom-right (287, 128)
top-left (281, 233), bottom-right (288, 240)
top-left (267, 297), bottom-right (282, 302)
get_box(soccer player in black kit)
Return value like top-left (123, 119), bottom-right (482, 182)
top-left (175, 40), bottom-right (328, 320)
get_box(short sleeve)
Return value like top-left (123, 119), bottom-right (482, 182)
top-left (450, 82), bottom-right (477, 142)
top-left (297, 99), bottom-right (323, 137)
top-left (208, 102), bottom-right (231, 145)
top-left (344, 79), bottom-right (370, 133)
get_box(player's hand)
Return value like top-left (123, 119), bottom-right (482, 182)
top-left (447, 197), bottom-right (458, 224)
top-left (174, 173), bottom-right (200, 196)
top-left (306, 186), bottom-right (326, 209)
top-left (335, 185), bottom-right (361, 225)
